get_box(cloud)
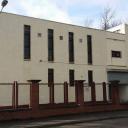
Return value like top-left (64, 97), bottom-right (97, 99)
top-left (67, 0), bottom-right (120, 7)
top-left (5, 0), bottom-right (72, 24)
top-left (3, 0), bottom-right (128, 27)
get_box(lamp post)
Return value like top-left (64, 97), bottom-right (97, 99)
top-left (1, 0), bottom-right (8, 13)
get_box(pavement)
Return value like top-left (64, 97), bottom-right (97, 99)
top-left (59, 118), bottom-right (128, 128)
top-left (0, 110), bottom-right (128, 128)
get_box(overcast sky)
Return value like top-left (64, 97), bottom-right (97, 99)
top-left (3, 0), bottom-right (128, 28)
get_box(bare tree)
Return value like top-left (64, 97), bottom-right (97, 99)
top-left (100, 6), bottom-right (121, 30)
top-left (110, 20), bottom-right (122, 28)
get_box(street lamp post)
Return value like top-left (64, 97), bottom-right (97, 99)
top-left (1, 0), bottom-right (8, 13)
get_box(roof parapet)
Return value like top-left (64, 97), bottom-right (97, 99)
top-left (107, 24), bottom-right (126, 34)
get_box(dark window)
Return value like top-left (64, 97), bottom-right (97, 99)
top-left (24, 25), bottom-right (31, 60)
top-left (48, 29), bottom-right (54, 61)
top-left (88, 70), bottom-right (93, 85)
top-left (69, 69), bottom-right (75, 86)
top-left (87, 35), bottom-right (92, 64)
top-left (69, 32), bottom-right (74, 63)
top-left (112, 51), bottom-right (121, 58)
top-left (48, 69), bottom-right (54, 83)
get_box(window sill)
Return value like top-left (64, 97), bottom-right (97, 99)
top-left (69, 62), bottom-right (74, 64)
top-left (24, 59), bottom-right (31, 61)
top-left (111, 57), bottom-right (122, 58)
top-left (48, 61), bottom-right (54, 63)
top-left (88, 63), bottom-right (93, 65)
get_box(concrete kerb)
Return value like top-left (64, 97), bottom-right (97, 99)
top-left (26, 113), bottom-right (128, 128)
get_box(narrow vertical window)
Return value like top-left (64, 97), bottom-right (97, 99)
top-left (87, 35), bottom-right (92, 64)
top-left (48, 29), bottom-right (54, 61)
top-left (69, 69), bottom-right (75, 86)
top-left (48, 69), bottom-right (54, 83)
top-left (69, 32), bottom-right (74, 63)
top-left (88, 70), bottom-right (93, 85)
top-left (24, 25), bottom-right (31, 60)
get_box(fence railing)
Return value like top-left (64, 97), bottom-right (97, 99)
top-left (0, 80), bottom-right (126, 111)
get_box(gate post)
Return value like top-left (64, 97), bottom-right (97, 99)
top-left (15, 81), bottom-right (18, 108)
top-left (64, 82), bottom-right (68, 104)
top-left (102, 82), bottom-right (107, 102)
top-left (91, 82), bottom-right (96, 103)
top-left (109, 80), bottom-right (120, 105)
top-left (75, 80), bottom-right (85, 106)
top-left (12, 81), bottom-right (19, 109)
top-left (12, 81), bottom-right (15, 109)
top-left (28, 80), bottom-right (41, 111)
top-left (49, 82), bottom-right (54, 104)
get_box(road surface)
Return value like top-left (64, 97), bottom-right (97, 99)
top-left (59, 118), bottom-right (128, 128)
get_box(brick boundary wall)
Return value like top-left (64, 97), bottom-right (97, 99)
top-left (0, 80), bottom-right (127, 121)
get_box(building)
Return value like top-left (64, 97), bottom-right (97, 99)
top-left (0, 12), bottom-right (128, 107)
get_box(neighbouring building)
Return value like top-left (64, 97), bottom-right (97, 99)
top-left (0, 12), bottom-right (128, 106)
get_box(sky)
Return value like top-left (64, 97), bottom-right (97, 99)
top-left (2, 0), bottom-right (128, 28)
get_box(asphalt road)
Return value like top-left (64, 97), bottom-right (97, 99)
top-left (59, 118), bottom-right (128, 128)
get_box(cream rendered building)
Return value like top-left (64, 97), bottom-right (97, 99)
top-left (0, 12), bottom-right (128, 106)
